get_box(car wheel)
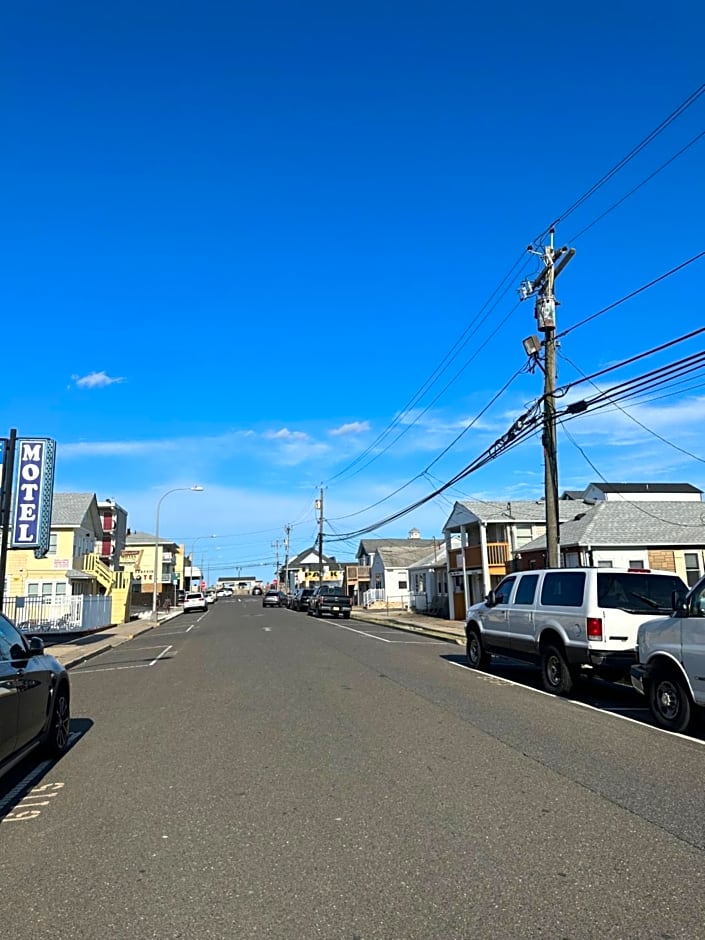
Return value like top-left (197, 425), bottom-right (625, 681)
top-left (466, 626), bottom-right (490, 670)
top-left (540, 642), bottom-right (575, 695)
top-left (45, 683), bottom-right (70, 757)
top-left (343, 613), bottom-right (351, 619)
top-left (649, 668), bottom-right (693, 733)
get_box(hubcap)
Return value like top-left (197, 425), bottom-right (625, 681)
top-left (547, 655), bottom-right (561, 686)
top-left (657, 681), bottom-right (680, 720)
top-left (54, 697), bottom-right (70, 748)
top-left (468, 636), bottom-right (479, 664)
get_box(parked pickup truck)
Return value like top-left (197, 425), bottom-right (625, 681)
top-left (307, 586), bottom-right (352, 619)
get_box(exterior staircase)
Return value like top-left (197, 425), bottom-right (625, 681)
top-left (80, 554), bottom-right (132, 624)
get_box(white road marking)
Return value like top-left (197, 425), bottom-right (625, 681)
top-left (149, 645), bottom-right (172, 666)
top-left (75, 645), bottom-right (174, 674)
top-left (448, 660), bottom-right (705, 746)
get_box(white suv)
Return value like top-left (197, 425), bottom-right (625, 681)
top-left (631, 574), bottom-right (705, 732)
top-left (184, 591), bottom-right (207, 613)
top-left (465, 567), bottom-right (686, 695)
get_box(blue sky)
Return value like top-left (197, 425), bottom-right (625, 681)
top-left (2, 1), bottom-right (704, 582)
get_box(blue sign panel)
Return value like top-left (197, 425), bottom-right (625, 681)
top-left (11, 439), bottom-right (56, 555)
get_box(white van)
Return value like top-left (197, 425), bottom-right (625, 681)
top-left (631, 573), bottom-right (705, 733)
top-left (465, 567), bottom-right (686, 695)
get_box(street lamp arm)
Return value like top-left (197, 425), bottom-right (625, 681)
top-left (152, 485), bottom-right (204, 619)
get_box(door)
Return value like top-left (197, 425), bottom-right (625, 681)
top-left (681, 579), bottom-right (705, 704)
top-left (507, 573), bottom-right (539, 655)
top-left (482, 576), bottom-right (516, 654)
top-left (0, 623), bottom-right (21, 762)
top-left (0, 617), bottom-right (51, 750)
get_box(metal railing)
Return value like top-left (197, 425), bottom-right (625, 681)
top-left (3, 595), bottom-right (113, 633)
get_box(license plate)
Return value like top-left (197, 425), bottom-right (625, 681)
top-left (333, 606), bottom-right (339, 611)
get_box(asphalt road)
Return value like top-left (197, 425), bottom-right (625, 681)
top-left (2, 597), bottom-right (705, 939)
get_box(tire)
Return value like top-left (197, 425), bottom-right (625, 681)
top-left (343, 613), bottom-right (351, 619)
top-left (466, 626), bottom-right (490, 670)
top-left (540, 642), bottom-right (575, 695)
top-left (649, 668), bottom-right (693, 733)
top-left (45, 684), bottom-right (70, 758)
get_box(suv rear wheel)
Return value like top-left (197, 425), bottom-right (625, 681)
top-left (540, 642), bottom-right (575, 695)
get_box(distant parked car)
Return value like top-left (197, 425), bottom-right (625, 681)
top-left (291, 588), bottom-right (314, 612)
top-left (0, 613), bottom-right (71, 781)
top-left (216, 589), bottom-right (228, 598)
top-left (263, 590), bottom-right (285, 608)
top-left (205, 591), bottom-right (217, 604)
top-left (184, 592), bottom-right (208, 613)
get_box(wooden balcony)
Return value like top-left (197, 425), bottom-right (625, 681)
top-left (451, 543), bottom-right (510, 572)
top-left (344, 565), bottom-right (371, 583)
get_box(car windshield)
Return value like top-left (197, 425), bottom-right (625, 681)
top-left (597, 572), bottom-right (685, 613)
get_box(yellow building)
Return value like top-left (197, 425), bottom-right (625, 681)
top-left (4, 492), bottom-right (132, 626)
top-left (120, 531), bottom-right (185, 605)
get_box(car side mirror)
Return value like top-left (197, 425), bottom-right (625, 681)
top-left (672, 589), bottom-right (689, 616)
top-left (485, 590), bottom-right (497, 608)
top-left (28, 636), bottom-right (45, 656)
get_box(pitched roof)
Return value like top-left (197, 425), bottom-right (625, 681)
top-left (589, 482), bottom-right (702, 495)
top-left (357, 537), bottom-right (439, 556)
top-left (126, 531), bottom-right (180, 547)
top-left (376, 542), bottom-right (444, 568)
top-left (408, 537), bottom-right (460, 570)
top-left (288, 547), bottom-right (338, 567)
top-left (445, 500), bottom-right (580, 527)
top-left (521, 500), bottom-right (705, 551)
top-left (51, 493), bottom-right (99, 527)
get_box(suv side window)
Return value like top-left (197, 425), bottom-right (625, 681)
top-left (493, 577), bottom-right (516, 605)
top-left (540, 572), bottom-right (586, 608)
top-left (689, 579), bottom-right (705, 617)
top-left (514, 574), bottom-right (539, 605)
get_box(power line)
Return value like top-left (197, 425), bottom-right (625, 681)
top-left (556, 252), bottom-right (705, 339)
top-left (558, 350), bottom-right (705, 466)
top-left (535, 81), bottom-right (705, 239)
top-left (568, 129), bottom-right (705, 243)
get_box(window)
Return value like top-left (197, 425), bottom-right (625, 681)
top-left (629, 559), bottom-right (645, 570)
top-left (514, 574), bottom-right (539, 605)
top-left (48, 532), bottom-right (58, 556)
top-left (494, 577), bottom-right (516, 605)
top-left (597, 560), bottom-right (613, 568)
top-left (540, 572), bottom-right (586, 608)
top-left (684, 552), bottom-right (702, 588)
top-left (0, 615), bottom-right (22, 661)
top-left (514, 524), bottom-right (535, 549)
top-left (398, 580), bottom-right (407, 590)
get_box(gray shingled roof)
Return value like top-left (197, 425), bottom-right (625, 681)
top-left (521, 500), bottom-right (705, 551)
top-left (590, 482), bottom-right (702, 495)
top-left (358, 537), bottom-right (438, 555)
top-left (51, 493), bottom-right (97, 526)
top-left (126, 531), bottom-right (179, 547)
top-left (376, 542), bottom-right (444, 568)
top-left (449, 500), bottom-right (580, 524)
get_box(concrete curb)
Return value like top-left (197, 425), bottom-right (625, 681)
top-left (350, 610), bottom-right (465, 645)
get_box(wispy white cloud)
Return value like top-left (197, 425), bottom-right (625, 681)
top-left (329, 421), bottom-right (371, 437)
top-left (264, 428), bottom-right (310, 441)
top-left (71, 371), bottom-right (125, 389)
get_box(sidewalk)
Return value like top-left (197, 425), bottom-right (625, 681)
top-left (350, 608), bottom-right (465, 645)
top-left (46, 610), bottom-right (182, 669)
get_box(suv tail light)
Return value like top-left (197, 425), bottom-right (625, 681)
top-left (587, 617), bottom-right (603, 640)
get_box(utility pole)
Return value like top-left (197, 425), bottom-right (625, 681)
top-left (315, 488), bottom-right (324, 586)
top-left (272, 539), bottom-right (281, 586)
top-left (283, 524), bottom-right (291, 593)
top-left (520, 229), bottom-right (575, 569)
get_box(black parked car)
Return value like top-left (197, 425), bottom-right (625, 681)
top-left (291, 588), bottom-right (314, 612)
top-left (0, 613), bottom-right (71, 781)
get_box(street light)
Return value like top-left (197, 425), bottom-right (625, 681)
top-left (189, 534), bottom-right (217, 591)
top-left (152, 485), bottom-right (204, 619)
